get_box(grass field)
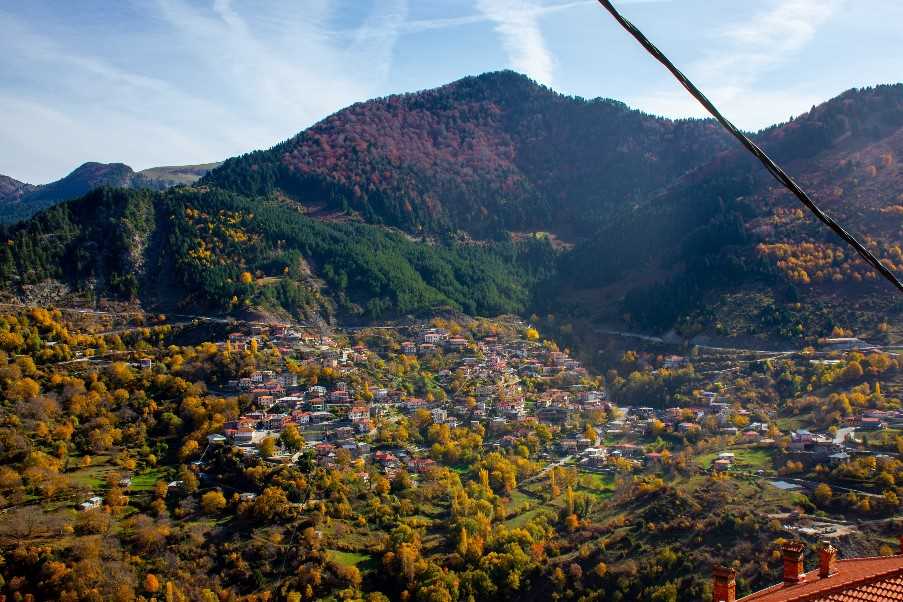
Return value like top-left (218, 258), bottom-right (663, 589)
top-left (130, 468), bottom-right (167, 491)
top-left (578, 471), bottom-right (617, 497)
top-left (775, 413), bottom-right (813, 432)
top-left (695, 448), bottom-right (774, 472)
top-left (66, 455), bottom-right (118, 490)
top-left (326, 550), bottom-right (375, 572)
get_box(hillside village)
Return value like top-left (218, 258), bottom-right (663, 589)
top-left (164, 317), bottom-right (903, 524)
top-left (0, 305), bottom-right (899, 602)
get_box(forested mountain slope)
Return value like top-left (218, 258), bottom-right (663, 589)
top-left (4, 75), bottom-right (903, 341)
top-left (0, 174), bottom-right (37, 205)
top-left (553, 84), bottom-right (903, 337)
top-left (0, 187), bottom-right (553, 322)
top-left (203, 71), bottom-right (733, 237)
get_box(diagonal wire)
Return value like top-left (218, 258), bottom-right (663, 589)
top-left (595, 0), bottom-right (903, 293)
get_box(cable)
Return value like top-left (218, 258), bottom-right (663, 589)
top-left (595, 0), bottom-right (903, 293)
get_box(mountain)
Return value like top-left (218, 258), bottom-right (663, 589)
top-left (552, 83), bottom-right (903, 340)
top-left (203, 71), bottom-right (732, 237)
top-left (137, 162), bottom-right (223, 186)
top-left (0, 186), bottom-right (551, 321)
top-left (0, 161), bottom-right (221, 224)
top-left (0, 174), bottom-right (37, 205)
top-left (3, 73), bottom-right (903, 342)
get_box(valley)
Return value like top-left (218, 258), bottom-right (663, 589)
top-left (0, 71), bottom-right (902, 601)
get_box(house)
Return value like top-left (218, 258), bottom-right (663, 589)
top-left (828, 452), bottom-right (850, 467)
top-left (713, 458), bottom-right (732, 472)
top-left (422, 331), bottom-right (445, 344)
top-left (407, 457), bottom-right (437, 474)
top-left (139, 357), bottom-right (153, 369)
top-left (400, 341), bottom-right (417, 355)
top-left (536, 406), bottom-right (571, 424)
top-left (677, 422), bottom-right (700, 434)
top-left (278, 372), bottom-right (298, 388)
top-left (714, 540), bottom-right (903, 601)
top-left (277, 396), bottom-right (305, 409)
top-left (308, 385), bottom-right (327, 398)
top-left (446, 337), bottom-right (467, 350)
top-left (431, 408), bottom-right (448, 423)
top-left (404, 398), bottom-right (427, 412)
top-left (334, 426), bottom-right (354, 441)
top-left (349, 406), bottom-right (369, 421)
top-left (859, 416), bottom-right (886, 431)
top-left (309, 411), bottom-right (337, 424)
top-left (207, 433), bottom-right (227, 445)
top-left (80, 496), bottom-right (103, 511)
top-left (663, 355), bottom-right (689, 369)
top-left (234, 426), bottom-right (264, 444)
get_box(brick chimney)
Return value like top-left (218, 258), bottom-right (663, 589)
top-left (818, 542), bottom-right (837, 578)
top-left (712, 564), bottom-right (736, 602)
top-left (783, 541), bottom-right (806, 584)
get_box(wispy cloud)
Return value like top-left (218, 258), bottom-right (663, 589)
top-left (0, 1), bottom-right (409, 182)
top-left (475, 0), bottom-right (559, 85)
top-left (695, 0), bottom-right (843, 95)
top-left (628, 0), bottom-right (842, 129)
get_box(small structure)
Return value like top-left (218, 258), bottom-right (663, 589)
top-left (714, 539), bottom-right (903, 601)
top-left (80, 496), bottom-right (103, 511)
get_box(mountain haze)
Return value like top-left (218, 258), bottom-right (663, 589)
top-left (0, 161), bottom-right (221, 224)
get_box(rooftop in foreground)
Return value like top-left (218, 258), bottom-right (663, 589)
top-left (714, 539), bottom-right (903, 602)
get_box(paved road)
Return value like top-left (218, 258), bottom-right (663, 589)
top-left (520, 455), bottom-right (573, 486)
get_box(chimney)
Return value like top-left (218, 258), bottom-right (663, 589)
top-left (783, 541), bottom-right (806, 584)
top-left (712, 564), bottom-right (736, 602)
top-left (818, 542), bottom-right (837, 578)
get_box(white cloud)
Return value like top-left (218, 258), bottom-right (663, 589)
top-left (627, 86), bottom-right (827, 131)
top-left (475, 0), bottom-right (556, 85)
top-left (627, 0), bottom-right (842, 130)
top-left (0, 1), bottom-right (410, 183)
top-left (694, 0), bottom-right (843, 90)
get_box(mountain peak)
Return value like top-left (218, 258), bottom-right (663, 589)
top-left (203, 72), bottom-right (733, 235)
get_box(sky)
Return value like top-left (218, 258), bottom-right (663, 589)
top-left (1, 0), bottom-right (901, 184)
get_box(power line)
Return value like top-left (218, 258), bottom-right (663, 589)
top-left (595, 0), bottom-right (903, 294)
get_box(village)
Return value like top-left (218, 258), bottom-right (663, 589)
top-left (168, 318), bottom-right (903, 508)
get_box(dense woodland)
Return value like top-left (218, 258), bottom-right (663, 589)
top-left (0, 187), bottom-right (555, 323)
top-left (202, 71), bottom-right (732, 237)
top-left (3, 75), bottom-right (903, 340)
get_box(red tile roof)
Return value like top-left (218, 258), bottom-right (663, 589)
top-left (739, 555), bottom-right (903, 602)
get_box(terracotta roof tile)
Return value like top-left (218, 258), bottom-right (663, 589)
top-left (739, 556), bottom-right (903, 602)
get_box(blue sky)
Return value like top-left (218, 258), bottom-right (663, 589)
top-left (1, 0), bottom-right (901, 183)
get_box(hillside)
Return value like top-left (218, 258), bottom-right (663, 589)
top-left (138, 162), bottom-right (223, 186)
top-left (3, 75), bottom-right (903, 343)
top-left (0, 174), bottom-right (37, 204)
top-left (549, 84), bottom-right (903, 341)
top-left (203, 71), bottom-right (732, 237)
top-left (0, 186), bottom-right (552, 321)
top-left (0, 161), bottom-right (220, 224)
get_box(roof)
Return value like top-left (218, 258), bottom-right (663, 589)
top-left (739, 555), bottom-right (903, 601)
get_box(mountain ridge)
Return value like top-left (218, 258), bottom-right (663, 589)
top-left (4, 72), bottom-right (903, 344)
top-left (202, 70), bottom-right (734, 237)
top-left (0, 160), bottom-right (221, 224)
